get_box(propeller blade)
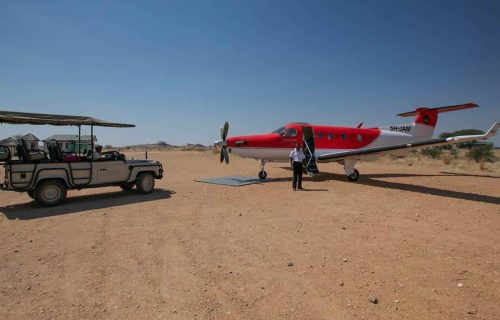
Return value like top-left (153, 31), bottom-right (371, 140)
top-left (223, 146), bottom-right (229, 164)
top-left (221, 121), bottom-right (229, 141)
top-left (220, 147), bottom-right (225, 163)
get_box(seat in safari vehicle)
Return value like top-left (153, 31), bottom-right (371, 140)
top-left (16, 138), bottom-right (46, 161)
top-left (46, 140), bottom-right (79, 162)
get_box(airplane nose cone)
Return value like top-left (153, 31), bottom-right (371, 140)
top-left (214, 140), bottom-right (227, 147)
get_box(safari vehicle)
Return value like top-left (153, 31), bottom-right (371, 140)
top-left (0, 111), bottom-right (164, 207)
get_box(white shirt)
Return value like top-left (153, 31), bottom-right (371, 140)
top-left (92, 151), bottom-right (101, 160)
top-left (290, 148), bottom-right (305, 162)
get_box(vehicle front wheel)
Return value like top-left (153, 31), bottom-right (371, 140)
top-left (27, 190), bottom-right (35, 199)
top-left (136, 173), bottom-right (155, 194)
top-left (34, 180), bottom-right (67, 207)
top-left (120, 182), bottom-right (134, 191)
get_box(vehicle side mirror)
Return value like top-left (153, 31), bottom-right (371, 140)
top-left (0, 145), bottom-right (11, 161)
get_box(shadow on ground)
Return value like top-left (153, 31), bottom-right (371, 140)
top-left (275, 168), bottom-right (500, 204)
top-left (1, 189), bottom-right (175, 220)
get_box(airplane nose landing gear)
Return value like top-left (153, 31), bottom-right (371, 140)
top-left (258, 170), bottom-right (267, 180)
top-left (258, 159), bottom-right (267, 180)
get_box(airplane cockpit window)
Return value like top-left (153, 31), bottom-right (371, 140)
top-left (284, 128), bottom-right (297, 137)
top-left (272, 127), bottom-right (286, 134)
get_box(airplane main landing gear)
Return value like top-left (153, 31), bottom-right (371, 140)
top-left (344, 158), bottom-right (360, 182)
top-left (258, 159), bottom-right (267, 180)
top-left (347, 169), bottom-right (360, 181)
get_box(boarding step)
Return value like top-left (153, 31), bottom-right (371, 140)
top-left (304, 161), bottom-right (320, 176)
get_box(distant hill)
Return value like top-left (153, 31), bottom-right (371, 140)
top-left (117, 143), bottom-right (210, 151)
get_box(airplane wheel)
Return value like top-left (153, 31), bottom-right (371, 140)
top-left (347, 169), bottom-right (360, 182)
top-left (258, 170), bottom-right (267, 180)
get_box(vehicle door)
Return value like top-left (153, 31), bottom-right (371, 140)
top-left (93, 160), bottom-right (129, 184)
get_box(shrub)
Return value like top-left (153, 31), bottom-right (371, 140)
top-left (421, 147), bottom-right (442, 159)
top-left (466, 145), bottom-right (497, 163)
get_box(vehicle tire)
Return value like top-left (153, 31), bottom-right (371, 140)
top-left (136, 173), bottom-right (155, 194)
top-left (258, 170), bottom-right (267, 180)
top-left (27, 190), bottom-right (35, 199)
top-left (34, 180), bottom-right (67, 207)
top-left (120, 182), bottom-right (134, 191)
top-left (347, 169), bottom-right (360, 182)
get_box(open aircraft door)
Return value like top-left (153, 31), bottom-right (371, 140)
top-left (301, 126), bottom-right (320, 175)
top-left (301, 126), bottom-right (315, 154)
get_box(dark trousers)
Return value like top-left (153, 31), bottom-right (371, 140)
top-left (292, 161), bottom-right (303, 189)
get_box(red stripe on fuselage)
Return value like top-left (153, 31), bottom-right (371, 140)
top-left (226, 123), bottom-right (381, 150)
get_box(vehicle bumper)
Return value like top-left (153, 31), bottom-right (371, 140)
top-left (156, 162), bottom-right (164, 179)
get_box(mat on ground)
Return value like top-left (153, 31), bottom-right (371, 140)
top-left (195, 176), bottom-right (267, 187)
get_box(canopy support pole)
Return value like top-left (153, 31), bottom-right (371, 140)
top-left (91, 125), bottom-right (94, 158)
top-left (78, 125), bottom-right (81, 155)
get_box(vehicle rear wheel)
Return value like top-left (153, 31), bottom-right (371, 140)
top-left (136, 173), bottom-right (155, 194)
top-left (347, 169), bottom-right (360, 182)
top-left (120, 182), bottom-right (134, 191)
top-left (34, 180), bottom-right (67, 207)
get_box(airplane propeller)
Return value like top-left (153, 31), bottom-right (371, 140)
top-left (219, 121), bottom-right (229, 164)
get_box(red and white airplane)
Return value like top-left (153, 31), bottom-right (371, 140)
top-left (215, 103), bottom-right (499, 180)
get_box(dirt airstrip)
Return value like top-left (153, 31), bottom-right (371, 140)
top-left (0, 150), bottom-right (499, 320)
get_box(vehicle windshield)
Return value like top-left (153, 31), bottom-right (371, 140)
top-left (272, 127), bottom-right (286, 134)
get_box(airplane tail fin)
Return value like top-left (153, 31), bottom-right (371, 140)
top-left (396, 103), bottom-right (479, 139)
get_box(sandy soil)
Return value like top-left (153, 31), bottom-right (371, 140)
top-left (0, 150), bottom-right (499, 320)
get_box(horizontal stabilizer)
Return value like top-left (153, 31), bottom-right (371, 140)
top-left (397, 103), bottom-right (478, 117)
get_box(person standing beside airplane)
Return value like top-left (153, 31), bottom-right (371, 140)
top-left (290, 143), bottom-right (305, 191)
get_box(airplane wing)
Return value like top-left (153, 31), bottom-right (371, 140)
top-left (317, 122), bottom-right (499, 162)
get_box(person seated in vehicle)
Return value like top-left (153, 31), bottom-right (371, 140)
top-left (93, 145), bottom-right (103, 160)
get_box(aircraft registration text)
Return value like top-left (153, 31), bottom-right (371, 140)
top-left (390, 125), bottom-right (412, 132)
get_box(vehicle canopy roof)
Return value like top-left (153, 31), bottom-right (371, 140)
top-left (0, 110), bottom-right (135, 128)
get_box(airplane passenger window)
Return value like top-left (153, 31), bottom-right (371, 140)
top-left (318, 132), bottom-right (323, 139)
top-left (341, 133), bottom-right (347, 140)
top-left (327, 133), bottom-right (333, 140)
top-left (356, 134), bottom-right (363, 142)
top-left (284, 128), bottom-right (297, 137)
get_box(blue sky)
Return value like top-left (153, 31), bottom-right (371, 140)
top-left (1, 0), bottom-right (499, 146)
